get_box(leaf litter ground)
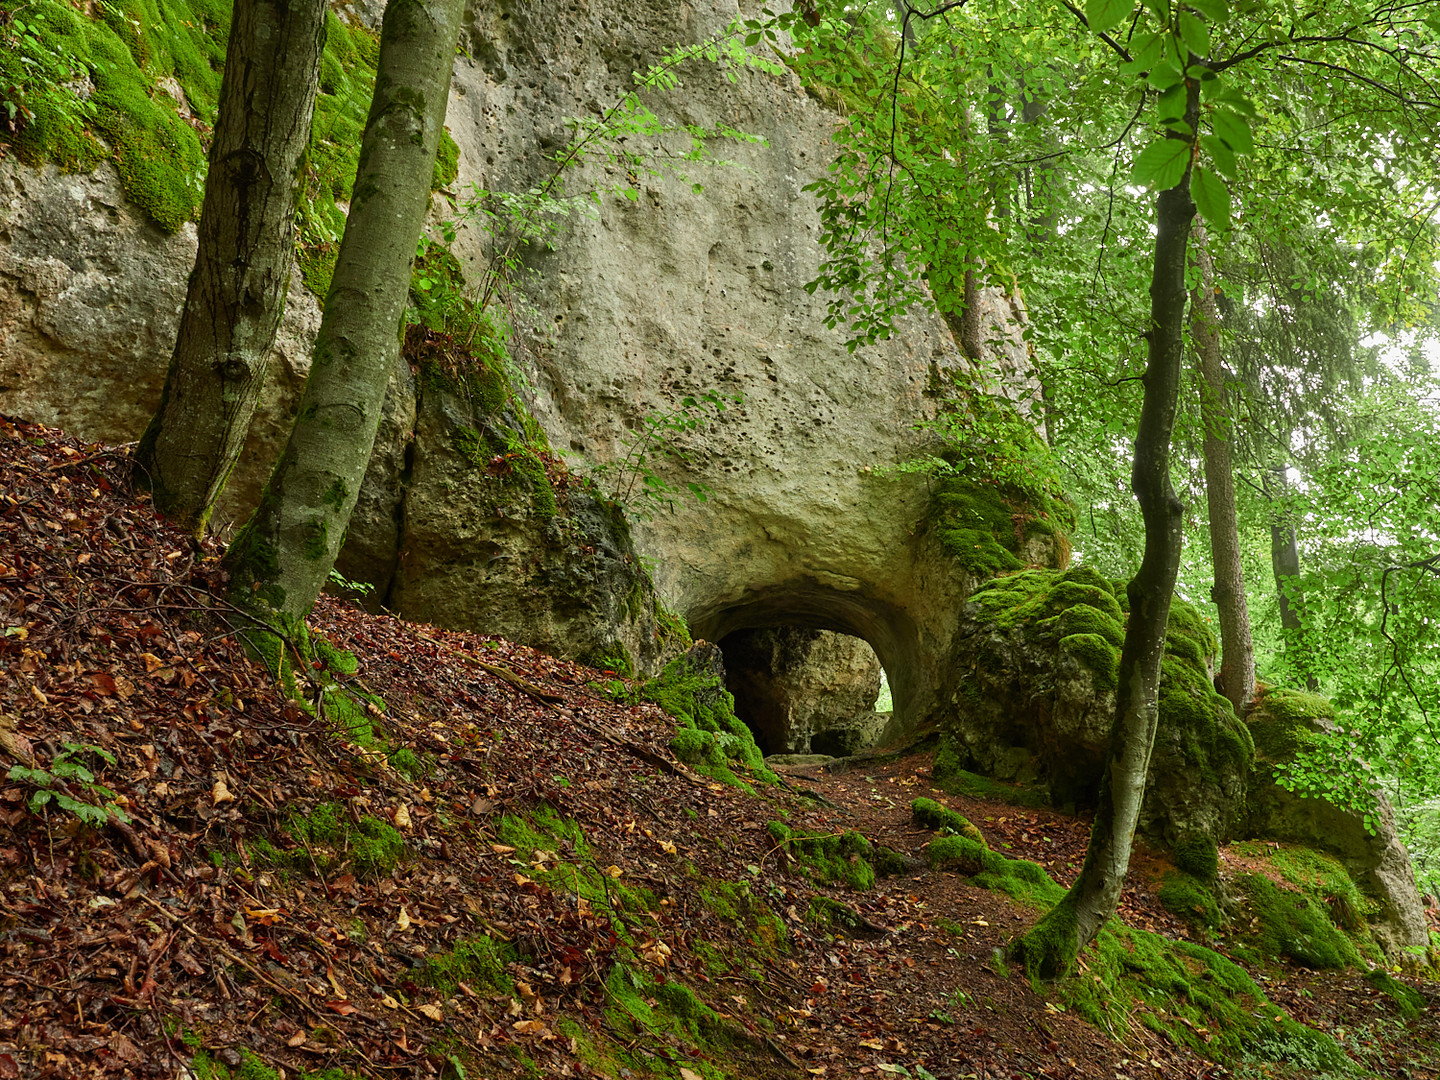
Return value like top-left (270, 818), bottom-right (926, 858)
top-left (0, 415), bottom-right (1436, 1080)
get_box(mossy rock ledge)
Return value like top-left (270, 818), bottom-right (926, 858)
top-left (937, 566), bottom-right (1253, 851)
top-left (1245, 687), bottom-right (1429, 958)
top-left (333, 358), bottom-right (687, 678)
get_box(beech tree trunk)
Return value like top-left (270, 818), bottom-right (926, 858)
top-left (134, 0), bottom-right (328, 536)
top-left (223, 0), bottom-right (465, 640)
top-left (1015, 79), bottom-right (1198, 978)
top-left (1263, 464), bottom-right (1319, 690)
top-left (1190, 223), bottom-right (1255, 716)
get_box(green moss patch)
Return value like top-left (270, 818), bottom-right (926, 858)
top-left (931, 741), bottom-right (1050, 808)
top-left (1157, 871), bottom-right (1223, 929)
top-left (256, 800), bottom-right (405, 879)
top-left (646, 647), bottom-right (775, 788)
top-left (1234, 872), bottom-right (1362, 970)
top-left (419, 934), bottom-right (515, 997)
top-left (911, 796), bottom-right (984, 842)
top-left (929, 476), bottom-right (1070, 577)
top-left (1054, 926), bottom-right (1350, 1071)
top-left (1247, 687), bottom-right (1335, 761)
top-left (1, 0), bottom-right (380, 243)
top-left (952, 567), bottom-right (1254, 840)
top-left (767, 822), bottom-right (875, 890)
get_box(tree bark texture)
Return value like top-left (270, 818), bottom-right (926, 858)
top-left (1016, 80), bottom-right (1198, 977)
top-left (134, 0), bottom-right (328, 535)
top-left (223, 0), bottom-right (465, 637)
top-left (1190, 222), bottom-right (1255, 716)
top-left (1263, 464), bottom-right (1319, 690)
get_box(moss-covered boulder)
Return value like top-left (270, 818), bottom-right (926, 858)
top-left (1244, 687), bottom-right (1428, 958)
top-left (940, 566), bottom-right (1252, 850)
top-left (928, 474), bottom-right (1070, 578)
top-left (648, 643), bottom-right (776, 787)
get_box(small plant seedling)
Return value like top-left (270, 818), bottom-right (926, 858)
top-left (8, 742), bottom-right (131, 827)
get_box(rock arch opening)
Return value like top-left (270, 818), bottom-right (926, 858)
top-left (688, 580), bottom-right (925, 758)
top-left (718, 628), bottom-right (888, 756)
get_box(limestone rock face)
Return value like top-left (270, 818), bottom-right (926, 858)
top-left (0, 0), bottom-right (1044, 715)
top-left (1246, 689), bottom-right (1429, 957)
top-left (373, 381), bottom-right (679, 674)
top-left (719, 627), bottom-right (882, 755)
top-left (0, 161), bottom-right (320, 526)
top-left (436, 0), bottom-right (1032, 729)
top-left (940, 568), bottom-right (1253, 850)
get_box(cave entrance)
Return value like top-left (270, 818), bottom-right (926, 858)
top-left (718, 628), bottom-right (890, 756)
top-left (688, 577), bottom-right (927, 758)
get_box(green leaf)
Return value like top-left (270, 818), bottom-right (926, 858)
top-left (1085, 0), bottom-right (1132, 33)
top-left (1200, 133), bottom-right (1238, 178)
top-left (1192, 166), bottom-right (1231, 229)
top-left (1178, 11), bottom-right (1211, 55)
top-left (1119, 31), bottom-right (1166, 76)
top-left (1188, 0), bottom-right (1229, 19)
top-left (1156, 82), bottom-right (1187, 122)
top-left (1212, 108), bottom-right (1254, 154)
top-left (1214, 87), bottom-right (1256, 116)
top-left (1131, 137), bottom-right (1190, 189)
top-left (1147, 61), bottom-right (1184, 90)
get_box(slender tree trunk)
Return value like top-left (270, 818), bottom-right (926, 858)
top-left (959, 267), bottom-right (984, 360)
top-left (1262, 463), bottom-right (1319, 690)
top-left (134, 0), bottom-right (328, 536)
top-left (1015, 79), bottom-right (1198, 978)
top-left (1190, 223), bottom-right (1255, 716)
top-left (1021, 88), bottom-right (1056, 249)
top-left (223, 0), bottom-right (465, 640)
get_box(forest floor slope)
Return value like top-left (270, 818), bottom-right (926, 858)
top-left (0, 415), bottom-right (1436, 1079)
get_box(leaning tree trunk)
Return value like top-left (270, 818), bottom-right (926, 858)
top-left (1190, 223), bottom-right (1255, 716)
top-left (223, 0), bottom-right (465, 643)
top-left (134, 0), bottom-right (328, 536)
top-left (1014, 80), bottom-right (1198, 979)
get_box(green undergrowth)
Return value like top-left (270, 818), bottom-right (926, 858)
top-left (1055, 926), bottom-right (1352, 1073)
top-left (253, 799), bottom-right (405, 879)
top-left (192, 1048), bottom-right (355, 1080)
top-left (646, 649), bottom-right (777, 789)
top-left (930, 752), bottom-right (1049, 808)
top-left (766, 822), bottom-right (876, 889)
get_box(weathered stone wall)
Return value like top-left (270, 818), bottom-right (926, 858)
top-left (431, 0), bottom-right (1037, 725)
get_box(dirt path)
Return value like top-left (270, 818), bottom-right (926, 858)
top-left (755, 752), bottom-right (1224, 1080)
